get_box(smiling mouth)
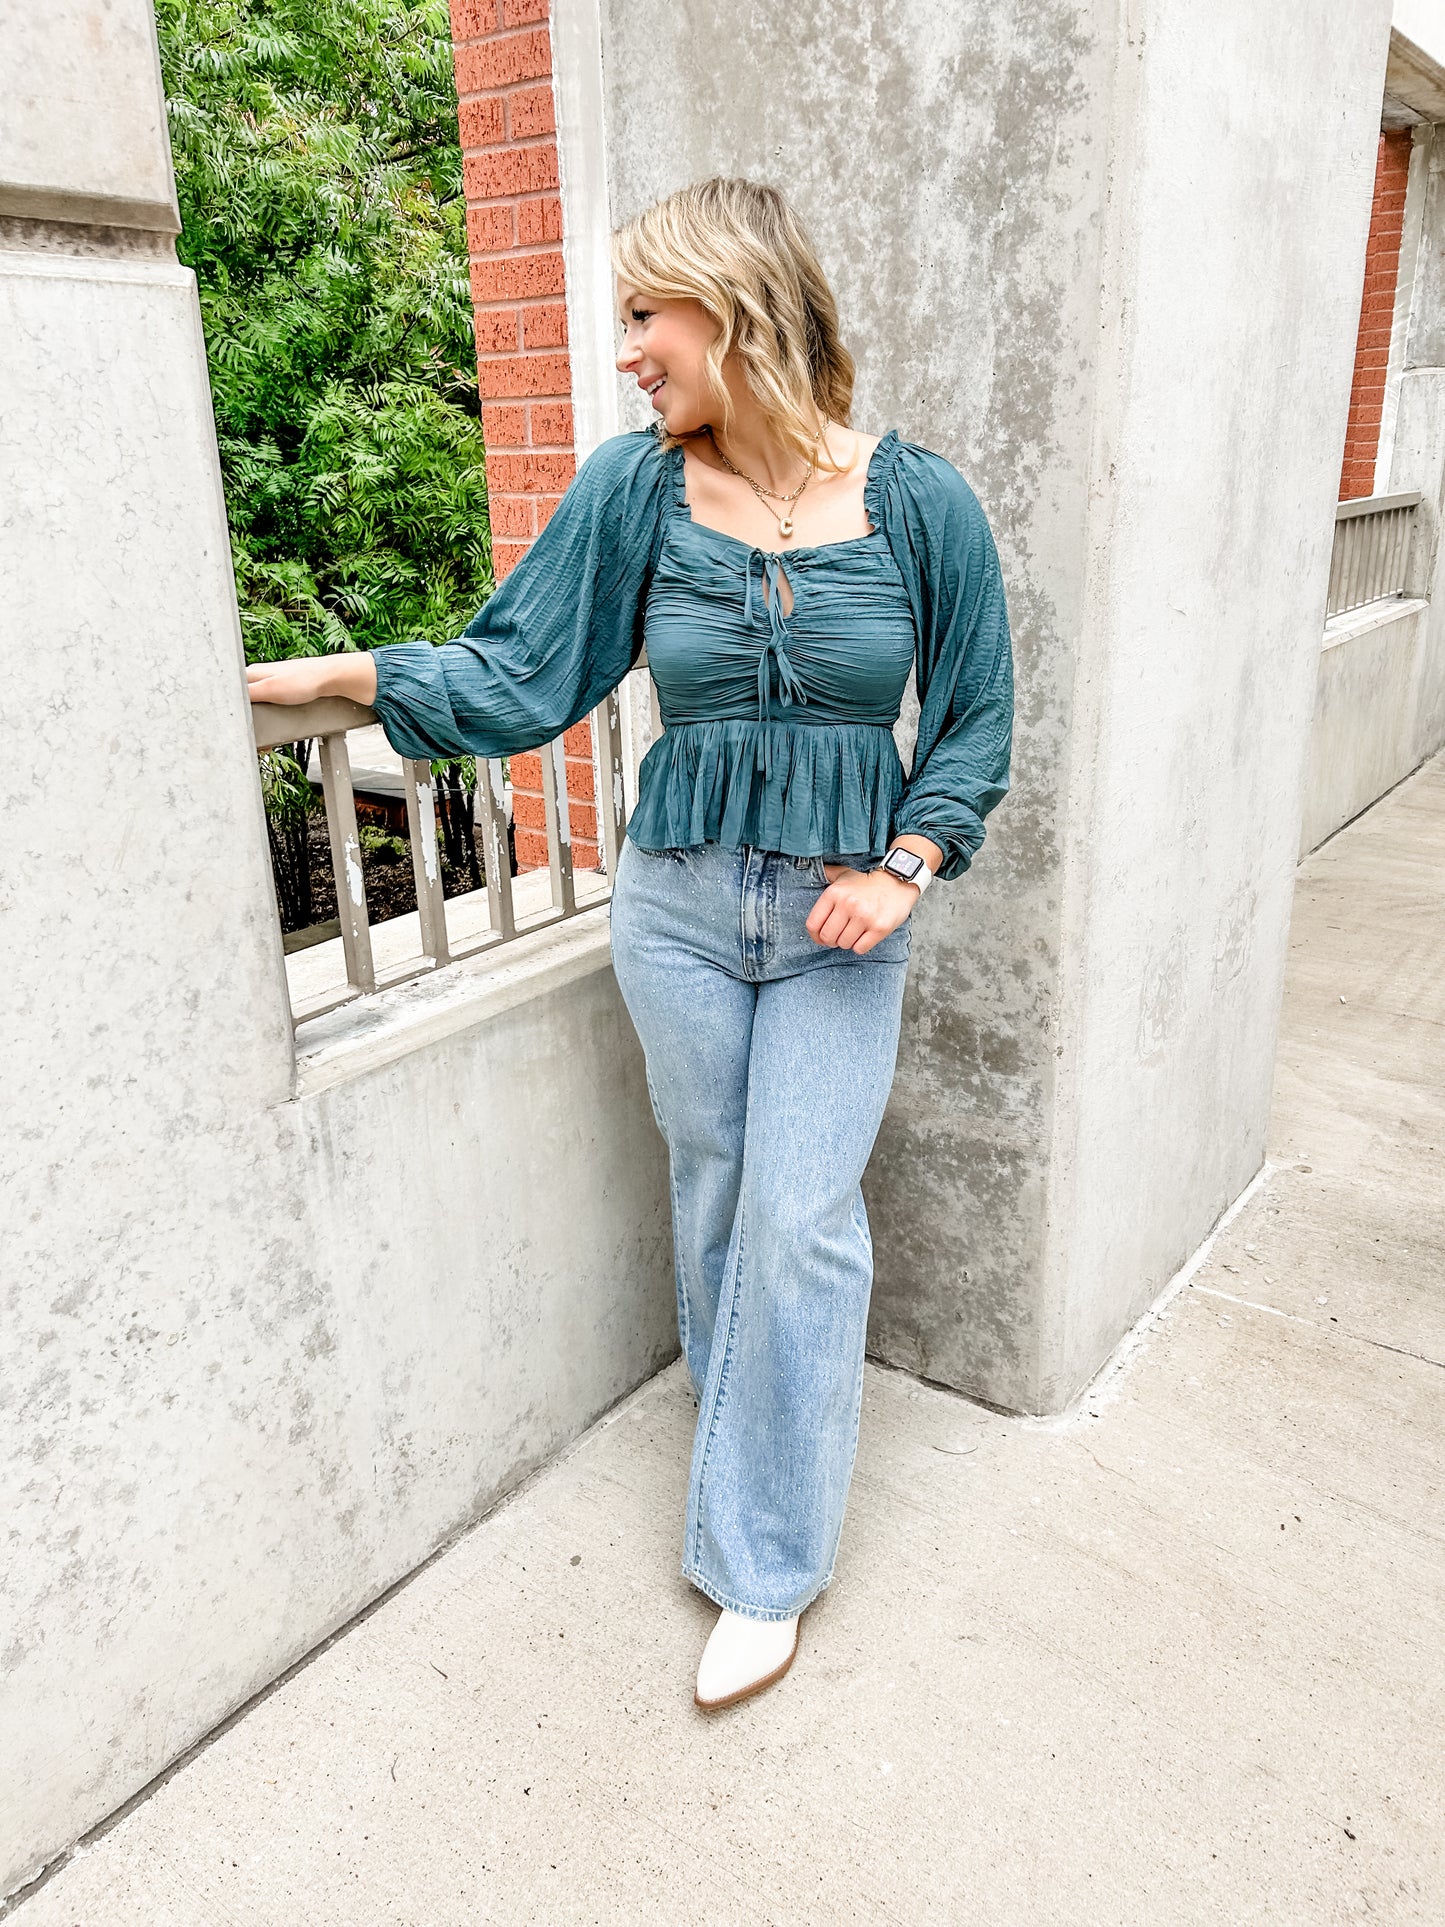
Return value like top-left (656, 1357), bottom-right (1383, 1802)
top-left (642, 376), bottom-right (666, 405)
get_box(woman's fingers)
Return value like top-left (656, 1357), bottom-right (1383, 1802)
top-left (813, 902), bottom-right (876, 951)
top-left (809, 874), bottom-right (909, 955)
top-left (245, 658), bottom-right (325, 705)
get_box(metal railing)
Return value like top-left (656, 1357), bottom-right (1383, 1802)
top-left (1327, 490), bottom-right (1422, 619)
top-left (252, 675), bottom-right (639, 1028)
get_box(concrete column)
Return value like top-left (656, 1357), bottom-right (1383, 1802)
top-left (3, 8), bottom-right (675, 1894)
top-left (1, 2), bottom-right (296, 1101)
top-left (1, 4), bottom-right (295, 1887)
top-left (594, 0), bottom-right (1395, 1411)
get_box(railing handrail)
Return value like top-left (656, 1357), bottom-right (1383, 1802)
top-left (1335, 489), bottom-right (1422, 522)
top-left (251, 695), bottom-right (380, 752)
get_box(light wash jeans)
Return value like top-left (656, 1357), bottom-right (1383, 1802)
top-left (608, 835), bottom-right (913, 1621)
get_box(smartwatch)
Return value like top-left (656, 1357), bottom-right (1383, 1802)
top-left (880, 845), bottom-right (933, 896)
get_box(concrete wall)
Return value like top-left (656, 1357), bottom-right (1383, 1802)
top-left (1301, 379), bottom-right (1445, 855)
top-left (1301, 601), bottom-right (1433, 852)
top-left (1301, 102), bottom-right (1445, 856)
top-left (0, 4), bottom-right (675, 1898)
top-left (595, 0), bottom-right (1393, 1410)
top-left (1391, 386), bottom-right (1445, 758)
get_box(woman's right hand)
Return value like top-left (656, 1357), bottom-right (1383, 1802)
top-left (246, 654), bottom-right (378, 706)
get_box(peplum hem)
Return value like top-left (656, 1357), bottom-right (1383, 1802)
top-left (626, 717), bottom-right (905, 860)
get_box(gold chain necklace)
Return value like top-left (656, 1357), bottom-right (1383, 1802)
top-left (707, 426), bottom-right (824, 540)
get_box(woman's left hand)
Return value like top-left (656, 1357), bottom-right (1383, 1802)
top-left (806, 865), bottom-right (918, 953)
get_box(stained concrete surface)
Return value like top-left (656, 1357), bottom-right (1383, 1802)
top-left (599, 0), bottom-right (1397, 1417)
top-left (11, 754), bottom-right (1445, 1925)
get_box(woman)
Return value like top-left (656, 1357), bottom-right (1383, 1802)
top-left (247, 177), bottom-right (1013, 1711)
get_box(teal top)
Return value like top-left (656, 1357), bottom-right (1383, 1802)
top-left (630, 430), bottom-right (918, 859)
top-left (371, 423), bottom-right (1013, 882)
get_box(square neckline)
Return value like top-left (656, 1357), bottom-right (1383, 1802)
top-left (672, 428), bottom-right (900, 558)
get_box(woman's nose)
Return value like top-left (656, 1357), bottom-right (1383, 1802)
top-left (616, 339), bottom-right (640, 372)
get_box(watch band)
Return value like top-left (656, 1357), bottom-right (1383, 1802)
top-left (881, 845), bottom-right (933, 895)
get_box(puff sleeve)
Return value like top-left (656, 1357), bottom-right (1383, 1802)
top-left (882, 444), bottom-right (1014, 881)
top-left (370, 428), bottom-right (669, 761)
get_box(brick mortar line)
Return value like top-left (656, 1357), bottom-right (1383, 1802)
top-left (461, 133), bottom-right (559, 154)
top-left (457, 78), bottom-right (559, 102)
top-left (453, 22), bottom-right (552, 43)
top-left (475, 361), bottom-right (571, 376)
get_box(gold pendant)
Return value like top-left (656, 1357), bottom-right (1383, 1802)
top-left (778, 515), bottom-right (793, 538)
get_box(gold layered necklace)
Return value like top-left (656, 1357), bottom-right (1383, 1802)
top-left (707, 423), bottom-right (827, 540)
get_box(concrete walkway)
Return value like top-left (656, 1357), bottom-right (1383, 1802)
top-left (16, 757), bottom-right (1445, 1925)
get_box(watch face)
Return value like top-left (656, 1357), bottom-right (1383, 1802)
top-left (887, 850), bottom-right (924, 879)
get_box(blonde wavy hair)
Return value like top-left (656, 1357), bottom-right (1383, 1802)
top-left (611, 177), bottom-right (856, 475)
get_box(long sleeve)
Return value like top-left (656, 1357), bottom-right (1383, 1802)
top-left (370, 427), bottom-right (669, 761)
top-left (883, 444), bottom-right (1014, 882)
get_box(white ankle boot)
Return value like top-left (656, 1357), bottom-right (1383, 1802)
top-left (694, 1608), bottom-right (800, 1709)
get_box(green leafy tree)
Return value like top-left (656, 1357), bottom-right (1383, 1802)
top-left (156, 0), bottom-right (492, 663)
top-left (157, 0), bottom-right (493, 925)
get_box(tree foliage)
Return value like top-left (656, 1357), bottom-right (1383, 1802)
top-left (156, 0), bottom-right (492, 662)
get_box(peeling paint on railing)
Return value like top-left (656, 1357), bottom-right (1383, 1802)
top-left (414, 776), bottom-right (440, 885)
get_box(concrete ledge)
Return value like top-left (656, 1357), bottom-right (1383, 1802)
top-left (0, 245), bottom-right (190, 292)
top-left (292, 900), bottom-right (616, 1099)
top-left (0, 184), bottom-right (180, 233)
top-left (1320, 592), bottom-right (1428, 650)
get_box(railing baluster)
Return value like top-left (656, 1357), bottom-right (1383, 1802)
top-left (479, 755), bottom-right (516, 941)
top-left (1333, 524), bottom-right (1356, 612)
top-left (1393, 505), bottom-right (1412, 595)
top-left (317, 730), bottom-right (375, 994)
top-left (595, 688), bottom-right (628, 879)
top-left (541, 733), bottom-right (576, 916)
top-left (402, 756), bottom-right (449, 966)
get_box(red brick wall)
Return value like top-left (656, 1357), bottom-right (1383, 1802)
top-left (450, 0), bottom-right (601, 872)
top-left (1339, 127), bottom-right (1413, 502)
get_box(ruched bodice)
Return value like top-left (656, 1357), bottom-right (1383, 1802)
top-left (625, 431), bottom-right (922, 859)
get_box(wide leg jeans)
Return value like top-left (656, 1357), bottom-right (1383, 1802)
top-left (607, 835), bottom-right (913, 1622)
